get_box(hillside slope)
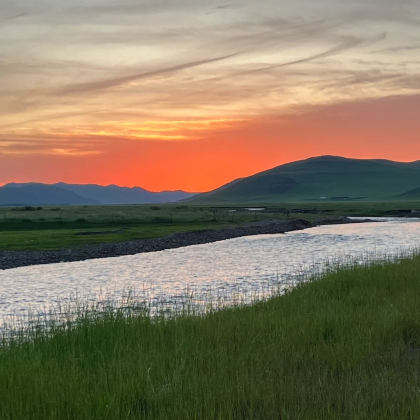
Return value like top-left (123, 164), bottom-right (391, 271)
top-left (1, 183), bottom-right (197, 205)
top-left (187, 156), bottom-right (420, 203)
top-left (398, 187), bottom-right (420, 199)
top-left (55, 183), bottom-right (196, 204)
top-left (0, 184), bottom-right (99, 206)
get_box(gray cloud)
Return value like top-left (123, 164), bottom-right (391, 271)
top-left (205, 4), bottom-right (241, 14)
top-left (234, 33), bottom-right (387, 76)
top-left (55, 52), bottom-right (241, 95)
top-left (0, 12), bottom-right (28, 23)
top-left (1, 0), bottom-right (420, 139)
top-left (374, 45), bottom-right (420, 53)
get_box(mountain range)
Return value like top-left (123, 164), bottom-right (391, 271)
top-left (4, 156), bottom-right (420, 206)
top-left (0, 183), bottom-right (196, 206)
top-left (186, 156), bottom-right (420, 203)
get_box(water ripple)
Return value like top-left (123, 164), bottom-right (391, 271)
top-left (1, 219), bottom-right (420, 318)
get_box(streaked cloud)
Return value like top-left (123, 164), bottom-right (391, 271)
top-left (55, 53), bottom-right (241, 96)
top-left (1, 0), bottom-right (420, 184)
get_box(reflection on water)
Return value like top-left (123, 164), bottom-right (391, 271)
top-left (1, 218), bottom-right (420, 319)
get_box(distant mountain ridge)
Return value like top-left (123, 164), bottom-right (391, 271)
top-left (54, 183), bottom-right (196, 205)
top-left (5, 155), bottom-right (420, 206)
top-left (0, 183), bottom-right (197, 206)
top-left (186, 155), bottom-right (420, 203)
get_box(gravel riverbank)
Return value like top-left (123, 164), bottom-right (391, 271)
top-left (0, 217), bottom-right (372, 270)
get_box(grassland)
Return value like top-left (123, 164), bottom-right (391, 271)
top-left (0, 204), bottom-right (289, 251)
top-left (0, 201), bottom-right (419, 251)
top-left (2, 254), bottom-right (420, 419)
top-left (187, 156), bottom-right (420, 203)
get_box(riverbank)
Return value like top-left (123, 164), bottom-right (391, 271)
top-left (1, 253), bottom-right (420, 419)
top-left (0, 217), bottom-right (371, 270)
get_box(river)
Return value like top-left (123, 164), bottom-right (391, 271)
top-left (1, 218), bottom-right (420, 319)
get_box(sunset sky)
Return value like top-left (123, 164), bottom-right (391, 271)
top-left (1, 0), bottom-right (420, 192)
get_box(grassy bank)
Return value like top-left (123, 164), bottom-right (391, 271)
top-left (0, 205), bottom-right (267, 251)
top-left (0, 204), bottom-right (311, 251)
top-left (2, 256), bottom-right (420, 418)
top-left (0, 201), bottom-right (419, 251)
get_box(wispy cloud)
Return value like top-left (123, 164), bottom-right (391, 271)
top-left (235, 33), bottom-right (387, 76)
top-left (1, 0), bottom-right (420, 159)
top-left (55, 53), bottom-right (241, 96)
top-left (374, 45), bottom-right (420, 53)
top-left (0, 12), bottom-right (28, 24)
top-left (205, 4), bottom-right (241, 14)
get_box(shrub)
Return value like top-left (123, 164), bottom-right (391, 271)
top-left (11, 206), bottom-right (41, 212)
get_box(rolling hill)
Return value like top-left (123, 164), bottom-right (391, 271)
top-left (0, 184), bottom-right (99, 206)
top-left (54, 183), bottom-right (196, 204)
top-left (0, 183), bottom-right (196, 206)
top-left (398, 187), bottom-right (420, 199)
top-left (187, 156), bottom-right (420, 203)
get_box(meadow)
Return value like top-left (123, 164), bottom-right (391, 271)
top-left (0, 201), bottom-right (419, 251)
top-left (0, 205), bottom-right (252, 251)
top-left (2, 253), bottom-right (420, 419)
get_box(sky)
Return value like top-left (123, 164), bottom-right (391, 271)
top-left (1, 0), bottom-right (420, 192)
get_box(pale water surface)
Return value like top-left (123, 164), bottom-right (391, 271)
top-left (1, 218), bottom-right (420, 319)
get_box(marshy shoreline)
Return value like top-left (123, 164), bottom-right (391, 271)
top-left (2, 249), bottom-right (420, 419)
top-left (0, 217), bottom-right (373, 270)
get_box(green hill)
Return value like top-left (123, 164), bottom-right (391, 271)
top-left (398, 187), bottom-right (420, 199)
top-left (188, 156), bottom-right (420, 203)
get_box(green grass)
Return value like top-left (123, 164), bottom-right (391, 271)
top-left (0, 221), bottom-right (234, 251)
top-left (0, 201), bottom-right (419, 251)
top-left (0, 204), bottom-right (294, 251)
top-left (2, 255), bottom-right (420, 419)
top-left (258, 200), bottom-right (420, 217)
top-left (188, 155), bottom-right (420, 203)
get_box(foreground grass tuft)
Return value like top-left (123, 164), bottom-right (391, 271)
top-left (2, 257), bottom-right (420, 419)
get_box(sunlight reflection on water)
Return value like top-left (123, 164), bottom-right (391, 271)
top-left (1, 218), bottom-right (420, 319)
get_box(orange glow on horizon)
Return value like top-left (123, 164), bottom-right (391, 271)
top-left (1, 95), bottom-right (420, 192)
top-left (3, 0), bottom-right (420, 194)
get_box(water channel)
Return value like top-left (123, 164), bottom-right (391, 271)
top-left (1, 218), bottom-right (420, 320)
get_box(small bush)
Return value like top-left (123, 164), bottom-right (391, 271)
top-left (150, 206), bottom-right (161, 211)
top-left (75, 218), bottom-right (87, 223)
top-left (50, 208), bottom-right (61, 211)
top-left (11, 206), bottom-right (41, 212)
top-left (21, 218), bottom-right (32, 222)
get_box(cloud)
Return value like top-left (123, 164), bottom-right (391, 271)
top-left (1, 0), bottom-right (420, 158)
top-left (235, 32), bottom-right (387, 76)
top-left (0, 134), bottom-right (104, 156)
top-left (55, 52), bottom-right (241, 96)
top-left (205, 4), bottom-right (241, 14)
top-left (0, 12), bottom-right (28, 24)
top-left (374, 45), bottom-right (420, 53)
top-left (211, 4), bottom-right (237, 10)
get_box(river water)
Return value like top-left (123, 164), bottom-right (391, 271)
top-left (1, 218), bottom-right (420, 319)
